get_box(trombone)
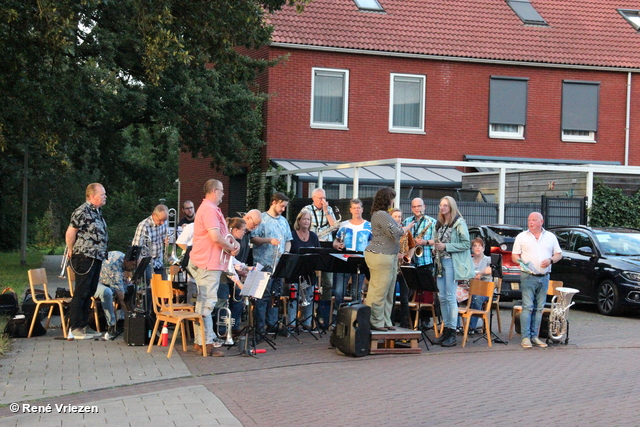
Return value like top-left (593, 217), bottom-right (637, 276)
top-left (165, 208), bottom-right (180, 266)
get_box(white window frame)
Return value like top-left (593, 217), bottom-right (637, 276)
top-left (389, 73), bottom-right (426, 134)
top-left (562, 129), bottom-right (596, 143)
top-left (489, 123), bottom-right (525, 139)
top-left (310, 68), bottom-right (349, 130)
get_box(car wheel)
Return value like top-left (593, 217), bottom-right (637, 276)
top-left (597, 280), bottom-right (621, 316)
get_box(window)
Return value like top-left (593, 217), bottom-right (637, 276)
top-left (619, 9), bottom-right (640, 30)
top-left (389, 73), bottom-right (425, 133)
top-left (311, 68), bottom-right (349, 129)
top-left (353, 0), bottom-right (384, 12)
top-left (506, 0), bottom-right (548, 26)
top-left (489, 76), bottom-right (528, 139)
top-left (570, 232), bottom-right (593, 253)
top-left (562, 80), bottom-right (599, 143)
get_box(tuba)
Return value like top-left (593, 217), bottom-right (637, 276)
top-left (548, 287), bottom-right (579, 342)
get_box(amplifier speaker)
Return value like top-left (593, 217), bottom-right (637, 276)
top-left (330, 303), bottom-right (371, 357)
top-left (124, 313), bottom-right (149, 346)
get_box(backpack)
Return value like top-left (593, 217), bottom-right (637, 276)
top-left (0, 287), bottom-right (19, 317)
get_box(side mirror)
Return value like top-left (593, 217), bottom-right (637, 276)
top-left (577, 247), bottom-right (594, 257)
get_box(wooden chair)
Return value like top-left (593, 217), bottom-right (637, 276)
top-left (508, 280), bottom-right (563, 339)
top-left (169, 265), bottom-right (187, 303)
top-left (151, 274), bottom-right (193, 312)
top-left (26, 268), bottom-right (72, 338)
top-left (147, 277), bottom-right (207, 358)
top-left (457, 279), bottom-right (495, 347)
top-left (66, 266), bottom-right (102, 332)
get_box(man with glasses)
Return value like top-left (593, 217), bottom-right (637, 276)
top-left (132, 204), bottom-right (169, 282)
top-left (402, 198), bottom-right (437, 328)
top-left (188, 179), bottom-right (239, 356)
top-left (177, 200), bottom-right (195, 232)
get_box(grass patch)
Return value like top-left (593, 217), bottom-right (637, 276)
top-left (0, 250), bottom-right (45, 357)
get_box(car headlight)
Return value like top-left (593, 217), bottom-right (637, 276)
top-left (620, 271), bottom-right (640, 282)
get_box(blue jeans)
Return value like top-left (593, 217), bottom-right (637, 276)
top-left (255, 277), bottom-right (281, 332)
top-left (335, 273), bottom-right (365, 306)
top-left (436, 258), bottom-right (458, 329)
top-left (95, 284), bottom-right (116, 327)
top-left (520, 273), bottom-right (549, 339)
top-left (469, 295), bottom-right (488, 330)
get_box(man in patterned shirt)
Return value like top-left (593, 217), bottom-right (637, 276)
top-left (95, 251), bottom-right (136, 336)
top-left (403, 198), bottom-right (436, 270)
top-left (132, 204), bottom-right (169, 284)
top-left (65, 183), bottom-right (109, 340)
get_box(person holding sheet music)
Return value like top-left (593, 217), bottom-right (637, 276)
top-left (286, 210), bottom-right (320, 329)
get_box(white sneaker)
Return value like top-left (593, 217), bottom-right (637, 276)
top-left (71, 328), bottom-right (93, 340)
top-left (531, 337), bottom-right (548, 348)
top-left (521, 338), bottom-right (532, 348)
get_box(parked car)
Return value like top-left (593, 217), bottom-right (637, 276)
top-left (468, 224), bottom-right (523, 301)
top-left (548, 225), bottom-right (640, 315)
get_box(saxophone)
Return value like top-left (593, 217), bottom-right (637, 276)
top-left (433, 226), bottom-right (443, 277)
top-left (315, 207), bottom-right (342, 240)
top-left (413, 217), bottom-right (433, 258)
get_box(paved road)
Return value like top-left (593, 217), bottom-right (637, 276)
top-left (1, 255), bottom-right (639, 426)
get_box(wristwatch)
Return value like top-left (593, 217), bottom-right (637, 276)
top-left (548, 258), bottom-right (553, 265)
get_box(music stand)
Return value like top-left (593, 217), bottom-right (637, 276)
top-left (399, 265), bottom-right (439, 350)
top-left (237, 268), bottom-right (276, 356)
top-left (473, 254), bottom-right (508, 345)
top-left (275, 253), bottom-right (323, 339)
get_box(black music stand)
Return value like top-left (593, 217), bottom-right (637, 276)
top-left (473, 254), bottom-right (508, 345)
top-left (237, 269), bottom-right (276, 356)
top-left (274, 253), bottom-right (323, 339)
top-left (399, 265), bottom-right (439, 350)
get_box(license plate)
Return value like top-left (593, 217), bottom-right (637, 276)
top-left (511, 282), bottom-right (520, 290)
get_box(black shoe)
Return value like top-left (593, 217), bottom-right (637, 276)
top-left (432, 328), bottom-right (450, 345)
top-left (441, 331), bottom-right (457, 347)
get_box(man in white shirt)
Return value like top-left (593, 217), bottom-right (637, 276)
top-left (512, 212), bottom-right (562, 349)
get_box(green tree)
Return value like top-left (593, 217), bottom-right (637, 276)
top-left (0, 0), bottom-right (307, 253)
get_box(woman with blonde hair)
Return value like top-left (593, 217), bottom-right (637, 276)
top-left (432, 196), bottom-right (475, 347)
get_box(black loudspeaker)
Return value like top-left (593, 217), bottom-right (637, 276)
top-left (330, 303), bottom-right (371, 357)
top-left (124, 313), bottom-right (149, 346)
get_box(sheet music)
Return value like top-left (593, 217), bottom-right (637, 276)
top-left (241, 263), bottom-right (270, 299)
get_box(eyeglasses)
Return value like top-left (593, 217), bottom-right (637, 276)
top-left (412, 205), bottom-right (424, 208)
top-left (184, 206), bottom-right (194, 210)
top-left (215, 188), bottom-right (224, 195)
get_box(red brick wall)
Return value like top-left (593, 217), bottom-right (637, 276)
top-left (263, 47), bottom-right (637, 165)
top-left (179, 153), bottom-right (230, 215)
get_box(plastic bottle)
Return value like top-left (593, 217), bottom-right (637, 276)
top-left (161, 324), bottom-right (169, 346)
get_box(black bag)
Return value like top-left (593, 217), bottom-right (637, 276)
top-left (0, 287), bottom-right (19, 316)
top-left (55, 287), bottom-right (72, 299)
top-left (4, 313), bottom-right (46, 338)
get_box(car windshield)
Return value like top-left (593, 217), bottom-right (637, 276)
top-left (595, 232), bottom-right (640, 256)
top-left (487, 227), bottom-right (521, 239)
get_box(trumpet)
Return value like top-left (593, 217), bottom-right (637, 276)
top-left (59, 246), bottom-right (70, 279)
top-left (216, 304), bottom-right (235, 346)
top-left (299, 278), bottom-right (311, 307)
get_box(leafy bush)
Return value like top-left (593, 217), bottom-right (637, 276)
top-left (589, 181), bottom-right (640, 228)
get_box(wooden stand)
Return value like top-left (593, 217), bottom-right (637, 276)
top-left (370, 327), bottom-right (422, 354)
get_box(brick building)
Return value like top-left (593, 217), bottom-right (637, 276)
top-left (179, 0), bottom-right (640, 214)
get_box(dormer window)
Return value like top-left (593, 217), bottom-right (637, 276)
top-left (354, 0), bottom-right (384, 12)
top-left (507, 0), bottom-right (548, 26)
top-left (619, 9), bottom-right (640, 30)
